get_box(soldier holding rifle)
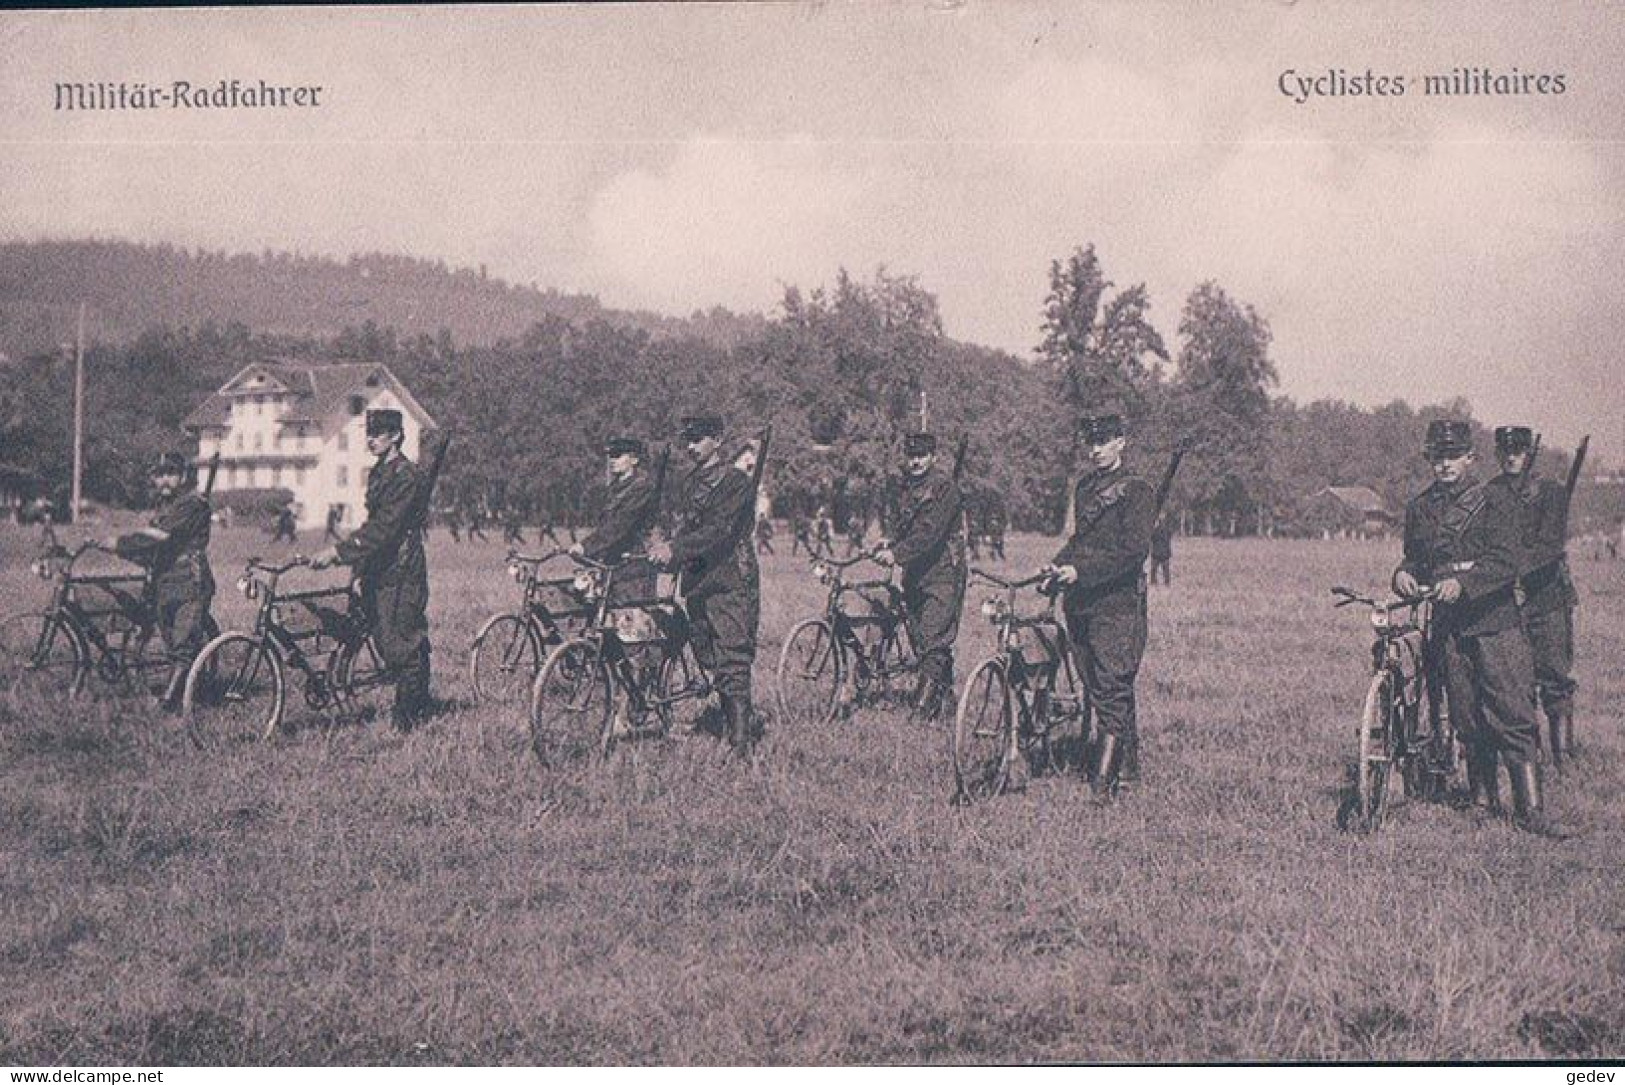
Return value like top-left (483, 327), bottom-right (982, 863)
top-left (1044, 413), bottom-right (1157, 802)
top-left (107, 450), bottom-right (218, 710)
top-left (649, 415), bottom-right (765, 754)
top-left (1491, 425), bottom-right (1582, 764)
top-left (311, 409), bottom-right (441, 732)
top-left (1393, 419), bottom-right (1563, 836)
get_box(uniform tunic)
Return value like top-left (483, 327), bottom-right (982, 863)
top-left (1504, 472), bottom-right (1578, 714)
top-left (581, 467), bottom-right (659, 603)
top-left (1053, 464), bottom-right (1154, 741)
top-left (890, 464), bottom-right (967, 688)
top-left (335, 454), bottom-right (430, 711)
top-left (668, 459), bottom-right (759, 701)
top-left (115, 491), bottom-right (216, 665)
top-left (1396, 474), bottom-right (1539, 762)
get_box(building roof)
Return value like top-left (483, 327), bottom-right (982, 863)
top-left (184, 360), bottom-right (435, 431)
top-left (1308, 485), bottom-right (1389, 515)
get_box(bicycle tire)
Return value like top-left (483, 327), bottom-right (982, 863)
top-left (0, 611), bottom-right (86, 697)
top-left (1356, 669), bottom-right (1397, 831)
top-left (600, 642), bottom-right (671, 759)
top-left (469, 613), bottom-right (541, 705)
top-left (529, 638), bottom-right (612, 766)
top-left (775, 618), bottom-right (844, 725)
top-left (953, 657), bottom-right (1014, 802)
top-left (332, 636), bottom-right (392, 725)
top-left (183, 632), bottom-right (286, 748)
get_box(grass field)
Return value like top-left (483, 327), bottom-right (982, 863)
top-left (1, 522), bottom-right (1621, 1064)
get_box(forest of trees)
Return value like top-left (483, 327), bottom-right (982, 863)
top-left (0, 239), bottom-right (1600, 534)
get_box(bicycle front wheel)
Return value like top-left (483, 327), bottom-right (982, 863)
top-left (470, 613), bottom-right (541, 705)
top-left (0, 612), bottom-right (86, 697)
top-left (184, 633), bottom-right (286, 748)
top-left (954, 657), bottom-right (1014, 802)
top-left (775, 618), bottom-right (843, 725)
top-left (529, 638), bottom-right (612, 766)
top-left (1356, 669), bottom-right (1397, 831)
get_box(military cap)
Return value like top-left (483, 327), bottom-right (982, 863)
top-left (1079, 413), bottom-right (1126, 444)
top-left (149, 451), bottom-right (191, 476)
top-left (902, 432), bottom-right (938, 456)
top-left (1493, 425), bottom-right (1535, 453)
top-left (1423, 418), bottom-right (1474, 458)
top-left (603, 436), bottom-right (646, 458)
top-left (679, 414), bottom-right (724, 441)
top-left (365, 408), bottom-right (404, 437)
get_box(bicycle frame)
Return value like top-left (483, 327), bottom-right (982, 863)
top-left (25, 542), bottom-right (163, 689)
top-left (810, 550), bottom-right (915, 691)
top-left (233, 556), bottom-right (367, 708)
top-left (970, 568), bottom-right (1082, 738)
top-left (567, 554), bottom-right (709, 725)
top-left (505, 547), bottom-right (594, 644)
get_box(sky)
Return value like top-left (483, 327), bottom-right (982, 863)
top-left (3, 2), bottom-right (1622, 454)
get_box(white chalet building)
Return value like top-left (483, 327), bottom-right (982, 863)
top-left (185, 361), bottom-right (436, 530)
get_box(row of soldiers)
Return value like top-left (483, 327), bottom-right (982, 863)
top-left (95, 407), bottom-right (1582, 822)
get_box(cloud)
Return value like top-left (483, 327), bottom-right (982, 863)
top-left (584, 136), bottom-right (871, 314)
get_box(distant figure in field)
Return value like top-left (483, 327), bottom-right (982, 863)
top-left (324, 505), bottom-right (344, 543)
top-left (844, 514), bottom-right (867, 557)
top-left (502, 505), bottom-right (526, 546)
top-left (790, 513), bottom-right (813, 557)
top-left (755, 512), bottom-right (775, 555)
top-left (466, 504), bottom-right (491, 542)
top-left (271, 504), bottom-right (298, 544)
top-left (813, 506), bottom-right (835, 558)
top-left (984, 500), bottom-right (1007, 560)
top-left (1149, 516), bottom-right (1174, 586)
top-left (442, 506), bottom-right (463, 542)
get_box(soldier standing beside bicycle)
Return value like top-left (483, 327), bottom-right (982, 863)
top-left (1393, 419), bottom-right (1562, 836)
top-left (1491, 425), bottom-right (1580, 766)
top-left (311, 409), bottom-right (433, 732)
top-left (107, 451), bottom-right (216, 710)
top-left (1045, 413), bottom-right (1155, 802)
top-left (649, 415), bottom-right (763, 754)
top-left (875, 432), bottom-right (966, 722)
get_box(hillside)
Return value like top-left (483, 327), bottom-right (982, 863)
top-left (0, 239), bottom-right (768, 357)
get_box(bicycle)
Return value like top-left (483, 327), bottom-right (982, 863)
top-left (468, 547), bottom-right (593, 705)
top-left (951, 567), bottom-right (1088, 802)
top-left (181, 556), bottom-right (390, 747)
top-left (528, 554), bottom-right (713, 765)
top-left (1332, 585), bottom-right (1454, 832)
top-left (0, 540), bottom-right (216, 700)
top-left (774, 549), bottom-right (917, 725)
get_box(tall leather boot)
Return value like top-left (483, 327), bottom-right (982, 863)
top-left (1119, 733), bottom-right (1141, 787)
top-left (1508, 759), bottom-right (1571, 839)
top-left (1089, 733), bottom-right (1121, 804)
top-left (913, 658), bottom-right (947, 722)
top-left (1546, 708), bottom-right (1564, 768)
top-left (1466, 744), bottom-right (1502, 821)
top-left (158, 663), bottom-right (188, 714)
top-left (1557, 706), bottom-right (1577, 757)
top-left (723, 692), bottom-right (756, 755)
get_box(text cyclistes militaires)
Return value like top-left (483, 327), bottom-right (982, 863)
top-left (1279, 67), bottom-right (1567, 105)
top-left (54, 80), bottom-right (324, 111)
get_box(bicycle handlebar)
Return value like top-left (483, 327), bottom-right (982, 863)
top-left (971, 567), bottom-right (1057, 591)
top-left (1330, 584), bottom-right (1438, 611)
top-left (508, 546), bottom-right (569, 566)
top-left (810, 548), bottom-right (884, 571)
top-left (247, 555), bottom-right (312, 576)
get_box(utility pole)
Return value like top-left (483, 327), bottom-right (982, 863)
top-left (919, 387), bottom-right (929, 432)
top-left (71, 302), bottom-right (85, 524)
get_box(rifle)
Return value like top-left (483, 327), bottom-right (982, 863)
top-left (1564, 435), bottom-right (1590, 503)
top-left (951, 434), bottom-right (969, 482)
top-left (1522, 433), bottom-right (1542, 485)
top-left (1152, 437), bottom-right (1195, 525)
top-left (745, 424), bottom-right (772, 529)
top-left (408, 429), bottom-right (453, 535)
top-left (201, 451), bottom-right (223, 500)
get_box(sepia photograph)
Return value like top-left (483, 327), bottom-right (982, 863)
top-left (1, 0), bottom-right (1622, 1067)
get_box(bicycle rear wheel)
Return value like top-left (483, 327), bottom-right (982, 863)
top-left (0, 612), bottom-right (86, 697)
top-left (953, 657), bottom-right (1014, 802)
top-left (1356, 669), bottom-right (1397, 831)
top-left (333, 636), bottom-right (392, 725)
top-left (775, 618), bottom-right (843, 725)
top-left (530, 638), bottom-right (612, 766)
top-left (469, 613), bottom-right (541, 705)
top-left (184, 633), bottom-right (286, 748)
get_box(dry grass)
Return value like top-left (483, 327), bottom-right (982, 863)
top-left (0, 523), bottom-right (1621, 1064)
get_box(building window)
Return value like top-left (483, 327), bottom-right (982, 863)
top-left (337, 465), bottom-right (348, 487)
top-left (272, 466), bottom-right (283, 488)
top-left (252, 433), bottom-right (263, 451)
top-left (234, 433), bottom-right (244, 450)
top-left (294, 467), bottom-right (305, 486)
top-left (337, 430), bottom-right (348, 452)
top-left (349, 395), bottom-right (365, 416)
top-left (226, 466), bottom-right (237, 488)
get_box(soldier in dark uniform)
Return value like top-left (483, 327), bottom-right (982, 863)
top-left (650, 415), bottom-right (762, 753)
top-left (502, 505), bottom-right (527, 546)
top-left (467, 503), bottom-right (491, 542)
top-left (814, 506), bottom-right (835, 559)
top-left (755, 512), bottom-right (776, 555)
top-left (1047, 413), bottom-right (1155, 801)
top-left (876, 432), bottom-right (966, 721)
top-left (312, 409), bottom-right (433, 731)
top-left (985, 497), bottom-right (1008, 561)
top-left (271, 504), bottom-right (298, 544)
top-left (109, 451), bottom-right (217, 709)
top-left (572, 436), bottom-right (659, 603)
top-left (1149, 516), bottom-right (1174, 586)
top-left (791, 512), bottom-right (814, 557)
top-left (1492, 425), bottom-right (1580, 764)
top-left (1393, 419), bottom-right (1559, 836)
top-left (324, 505), bottom-right (344, 543)
top-left (442, 505), bottom-right (463, 542)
